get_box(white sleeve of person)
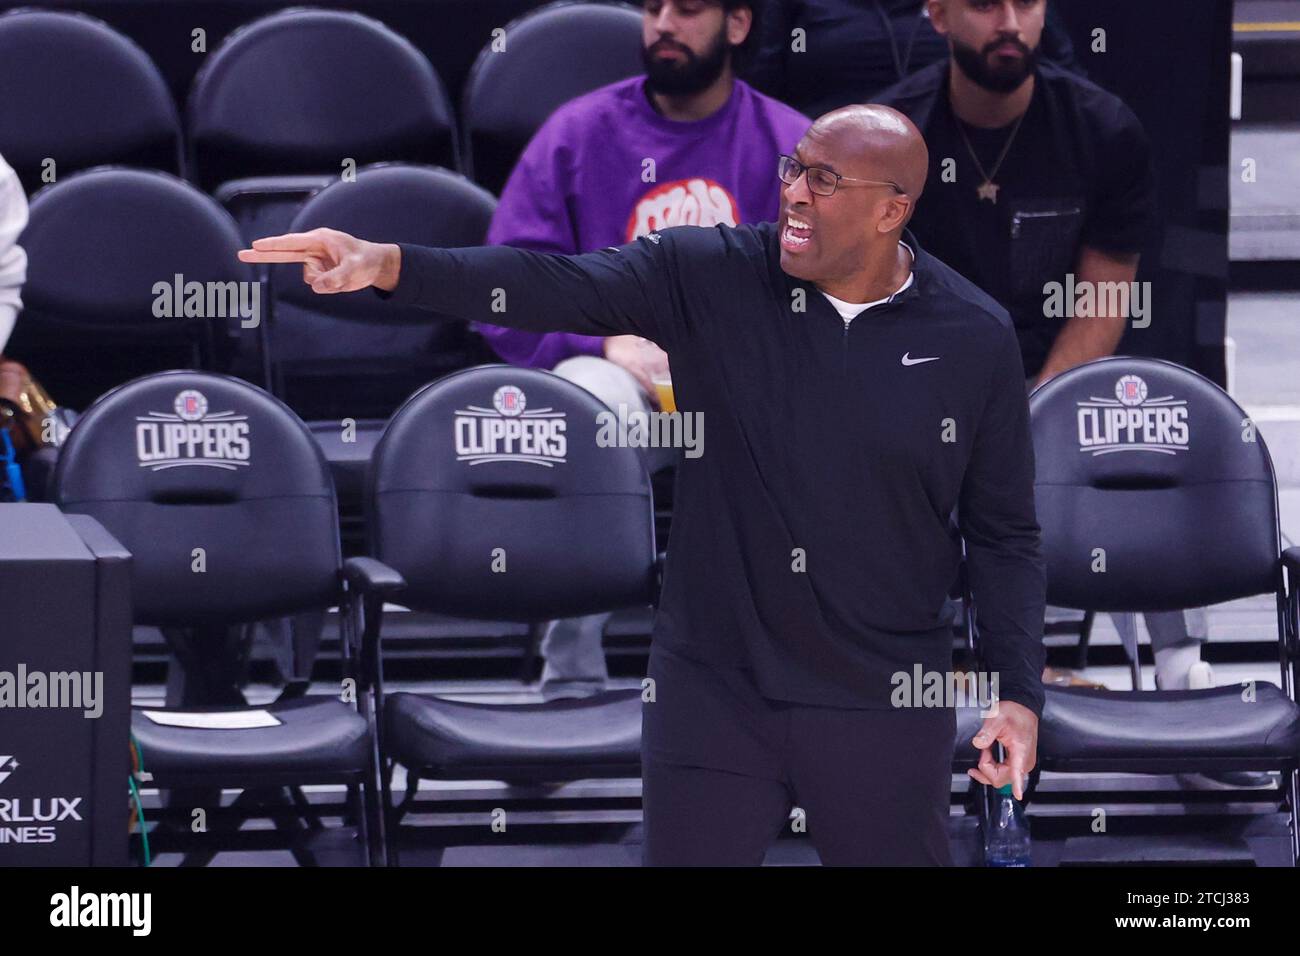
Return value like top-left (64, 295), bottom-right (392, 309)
top-left (0, 153), bottom-right (29, 354)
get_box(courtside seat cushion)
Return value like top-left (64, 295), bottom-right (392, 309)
top-left (1039, 683), bottom-right (1300, 765)
top-left (385, 689), bottom-right (642, 780)
top-left (132, 697), bottom-right (370, 778)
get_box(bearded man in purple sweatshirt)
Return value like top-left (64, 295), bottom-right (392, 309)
top-left (480, 0), bottom-right (808, 700)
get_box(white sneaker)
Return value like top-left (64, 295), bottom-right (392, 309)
top-left (1187, 660), bottom-right (1214, 690)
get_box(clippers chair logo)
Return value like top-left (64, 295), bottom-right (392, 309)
top-left (453, 385), bottom-right (568, 467)
top-left (1076, 374), bottom-right (1190, 457)
top-left (135, 389), bottom-right (252, 471)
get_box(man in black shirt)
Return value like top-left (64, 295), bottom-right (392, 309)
top-left (876, 0), bottom-right (1157, 387)
top-left (876, 2), bottom-right (1222, 702)
top-left (241, 105), bottom-right (1046, 865)
top-left (746, 0), bottom-right (1079, 117)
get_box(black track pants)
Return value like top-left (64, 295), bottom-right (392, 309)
top-left (641, 643), bottom-right (956, 866)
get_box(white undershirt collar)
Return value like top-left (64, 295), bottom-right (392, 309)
top-left (820, 241), bottom-right (915, 325)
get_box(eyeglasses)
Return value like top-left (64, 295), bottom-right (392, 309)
top-left (777, 154), bottom-right (904, 198)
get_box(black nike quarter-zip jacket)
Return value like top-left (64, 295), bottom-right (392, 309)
top-left (379, 221), bottom-right (1047, 717)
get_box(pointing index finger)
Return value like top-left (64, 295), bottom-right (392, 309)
top-left (238, 249), bottom-right (316, 263)
top-left (237, 233), bottom-right (328, 263)
top-left (251, 232), bottom-right (323, 250)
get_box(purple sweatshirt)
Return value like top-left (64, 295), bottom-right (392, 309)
top-left (476, 75), bottom-right (809, 368)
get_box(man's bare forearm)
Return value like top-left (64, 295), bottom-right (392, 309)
top-left (1035, 312), bottom-right (1126, 385)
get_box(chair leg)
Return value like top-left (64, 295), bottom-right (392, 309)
top-left (1075, 610), bottom-right (1095, 669)
top-left (173, 785), bottom-right (261, 867)
top-left (347, 781), bottom-right (373, 867)
top-left (179, 847), bottom-right (219, 868)
top-left (1289, 768), bottom-right (1300, 866)
top-left (370, 736), bottom-right (393, 867)
top-left (1113, 612), bottom-right (1143, 689)
top-left (386, 768), bottom-right (419, 868)
top-left (351, 710), bottom-right (384, 867)
top-left (369, 770), bottom-right (388, 868)
top-left (265, 789), bottom-right (318, 867)
top-left (362, 662), bottom-right (392, 866)
top-left (289, 785), bottom-right (325, 831)
top-left (176, 788), bottom-right (262, 866)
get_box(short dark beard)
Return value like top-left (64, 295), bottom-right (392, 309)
top-left (643, 28), bottom-right (730, 97)
top-left (950, 33), bottom-right (1038, 93)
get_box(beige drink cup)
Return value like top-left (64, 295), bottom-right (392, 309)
top-left (636, 337), bottom-right (675, 413)
top-left (652, 371), bottom-right (675, 414)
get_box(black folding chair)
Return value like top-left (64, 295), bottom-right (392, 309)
top-left (357, 366), bottom-right (657, 863)
top-left (1029, 357), bottom-right (1300, 864)
top-left (188, 7), bottom-right (458, 245)
top-left (5, 168), bottom-right (258, 412)
top-left (461, 1), bottom-right (643, 194)
top-left (264, 162), bottom-right (497, 548)
top-left (0, 9), bottom-right (182, 194)
top-left (54, 371), bottom-right (401, 865)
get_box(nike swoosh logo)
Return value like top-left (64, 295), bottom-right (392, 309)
top-left (901, 353), bottom-right (940, 366)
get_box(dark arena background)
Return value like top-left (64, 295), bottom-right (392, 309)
top-left (0, 0), bottom-right (1299, 931)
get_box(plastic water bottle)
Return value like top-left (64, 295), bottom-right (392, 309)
top-left (984, 783), bottom-right (1031, 867)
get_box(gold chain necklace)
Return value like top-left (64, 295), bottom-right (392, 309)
top-left (955, 107), bottom-right (1028, 204)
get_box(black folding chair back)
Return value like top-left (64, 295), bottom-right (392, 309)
top-left (5, 169), bottom-right (253, 411)
top-left (1028, 357), bottom-right (1300, 863)
top-left (188, 8), bottom-right (457, 192)
top-left (271, 163), bottom-right (496, 422)
top-left (370, 366), bottom-right (656, 619)
top-left (188, 7), bottom-right (457, 248)
top-left (1033, 357), bottom-right (1277, 612)
top-left (0, 9), bottom-right (182, 194)
top-left (461, 1), bottom-right (643, 193)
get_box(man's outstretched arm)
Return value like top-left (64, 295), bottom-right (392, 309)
top-left (238, 227), bottom-right (682, 351)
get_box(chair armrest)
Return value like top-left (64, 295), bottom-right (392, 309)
top-left (1284, 548), bottom-right (1300, 574)
top-left (343, 556), bottom-right (406, 600)
top-left (340, 558), bottom-right (405, 697)
top-left (1284, 548), bottom-right (1300, 591)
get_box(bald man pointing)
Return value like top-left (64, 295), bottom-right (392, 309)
top-left (243, 105), bottom-right (1045, 866)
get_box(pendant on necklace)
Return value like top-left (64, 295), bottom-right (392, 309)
top-left (977, 180), bottom-right (1000, 203)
